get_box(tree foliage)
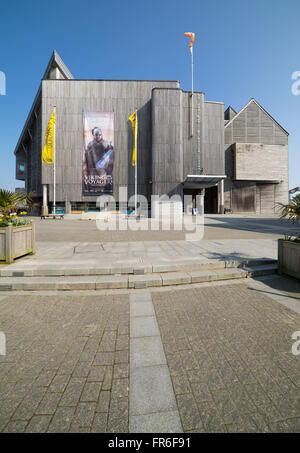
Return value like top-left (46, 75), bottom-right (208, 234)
top-left (277, 194), bottom-right (300, 224)
top-left (0, 190), bottom-right (35, 216)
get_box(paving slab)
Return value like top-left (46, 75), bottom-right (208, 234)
top-left (129, 292), bottom-right (182, 432)
top-left (130, 292), bottom-right (152, 303)
top-left (130, 411), bottom-right (182, 433)
top-left (130, 301), bottom-right (155, 318)
top-left (130, 317), bottom-right (160, 338)
top-left (130, 365), bottom-right (178, 416)
top-left (130, 337), bottom-right (167, 369)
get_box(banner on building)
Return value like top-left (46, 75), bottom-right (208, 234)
top-left (82, 111), bottom-right (114, 196)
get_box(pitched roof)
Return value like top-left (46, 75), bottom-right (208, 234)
top-left (224, 98), bottom-right (289, 135)
top-left (224, 105), bottom-right (237, 119)
top-left (42, 50), bottom-right (74, 80)
top-left (14, 51), bottom-right (74, 155)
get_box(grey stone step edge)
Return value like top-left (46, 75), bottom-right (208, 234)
top-left (0, 264), bottom-right (278, 291)
top-left (0, 258), bottom-right (277, 278)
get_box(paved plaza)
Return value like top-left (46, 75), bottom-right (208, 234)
top-left (0, 275), bottom-right (300, 433)
top-left (153, 282), bottom-right (300, 433)
top-left (0, 215), bottom-right (300, 433)
top-left (31, 214), bottom-right (299, 242)
top-left (0, 214), bottom-right (292, 283)
top-left (0, 238), bottom-right (278, 276)
top-left (2, 214), bottom-right (298, 277)
top-left (0, 293), bottom-right (130, 433)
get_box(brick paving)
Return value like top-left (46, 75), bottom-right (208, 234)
top-left (152, 284), bottom-right (300, 433)
top-left (0, 294), bottom-right (130, 433)
top-left (0, 281), bottom-right (300, 433)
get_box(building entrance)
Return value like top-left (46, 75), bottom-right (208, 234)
top-left (183, 188), bottom-right (203, 215)
top-left (204, 186), bottom-right (218, 213)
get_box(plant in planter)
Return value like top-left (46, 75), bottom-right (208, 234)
top-left (0, 213), bottom-right (30, 227)
top-left (0, 190), bottom-right (36, 263)
top-left (277, 194), bottom-right (300, 279)
top-left (0, 189), bottom-right (34, 225)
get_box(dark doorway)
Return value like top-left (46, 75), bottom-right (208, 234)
top-left (232, 183), bottom-right (255, 212)
top-left (204, 186), bottom-right (218, 213)
top-left (183, 188), bottom-right (200, 212)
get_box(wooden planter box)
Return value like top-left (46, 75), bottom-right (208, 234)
top-left (278, 239), bottom-right (300, 280)
top-left (0, 222), bottom-right (35, 264)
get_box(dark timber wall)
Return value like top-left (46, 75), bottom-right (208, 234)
top-left (151, 89), bottom-right (224, 197)
top-left (41, 79), bottom-right (179, 203)
top-left (224, 100), bottom-right (289, 213)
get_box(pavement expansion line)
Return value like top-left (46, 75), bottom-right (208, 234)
top-left (129, 292), bottom-right (182, 433)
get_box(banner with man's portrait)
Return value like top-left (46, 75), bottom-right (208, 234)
top-left (82, 111), bottom-right (114, 195)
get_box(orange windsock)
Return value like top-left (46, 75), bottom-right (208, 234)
top-left (184, 32), bottom-right (195, 54)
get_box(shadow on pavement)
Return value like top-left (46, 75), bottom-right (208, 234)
top-left (203, 251), bottom-right (271, 262)
top-left (250, 275), bottom-right (300, 300)
top-left (205, 216), bottom-right (299, 236)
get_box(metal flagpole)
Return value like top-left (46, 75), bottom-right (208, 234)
top-left (184, 33), bottom-right (195, 138)
top-left (191, 47), bottom-right (194, 95)
top-left (53, 106), bottom-right (56, 215)
top-left (191, 47), bottom-right (194, 136)
top-left (134, 110), bottom-right (138, 215)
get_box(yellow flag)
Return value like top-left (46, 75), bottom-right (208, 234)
top-left (129, 110), bottom-right (138, 167)
top-left (42, 108), bottom-right (55, 164)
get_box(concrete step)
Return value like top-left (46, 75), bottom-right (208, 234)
top-left (0, 258), bottom-right (277, 278)
top-left (0, 264), bottom-right (277, 291)
top-left (244, 264), bottom-right (278, 277)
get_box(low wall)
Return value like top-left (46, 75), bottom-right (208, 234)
top-left (278, 239), bottom-right (300, 280)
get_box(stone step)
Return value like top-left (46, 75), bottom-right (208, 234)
top-left (244, 264), bottom-right (278, 277)
top-left (0, 258), bottom-right (277, 278)
top-left (0, 264), bottom-right (277, 291)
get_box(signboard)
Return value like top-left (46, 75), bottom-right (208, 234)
top-left (82, 111), bottom-right (114, 195)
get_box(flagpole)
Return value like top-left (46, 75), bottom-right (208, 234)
top-left (53, 106), bottom-right (56, 215)
top-left (191, 47), bottom-right (194, 96)
top-left (134, 109), bottom-right (138, 215)
top-left (184, 33), bottom-right (195, 137)
top-left (191, 48), bottom-right (194, 136)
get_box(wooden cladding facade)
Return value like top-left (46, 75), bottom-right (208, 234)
top-left (16, 79), bottom-right (225, 206)
top-left (14, 52), bottom-right (289, 214)
top-left (224, 99), bottom-right (288, 214)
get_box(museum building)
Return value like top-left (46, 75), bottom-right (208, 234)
top-left (15, 51), bottom-right (289, 214)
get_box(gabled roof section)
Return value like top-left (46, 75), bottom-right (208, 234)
top-left (224, 98), bottom-right (289, 135)
top-left (42, 50), bottom-right (74, 80)
top-left (224, 106), bottom-right (237, 121)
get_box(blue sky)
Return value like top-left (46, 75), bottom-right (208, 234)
top-left (0, 0), bottom-right (299, 191)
